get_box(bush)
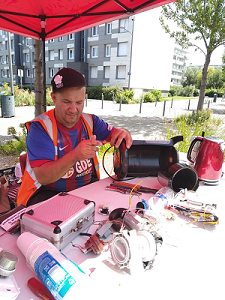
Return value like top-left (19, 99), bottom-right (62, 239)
top-left (143, 89), bottom-right (163, 103)
top-left (102, 85), bottom-right (123, 100)
top-left (143, 92), bottom-right (156, 103)
top-left (166, 109), bottom-right (223, 153)
top-left (181, 85), bottom-right (195, 97)
top-left (86, 86), bottom-right (103, 100)
top-left (216, 88), bottom-right (225, 97)
top-left (205, 88), bottom-right (217, 97)
top-left (115, 89), bottom-right (135, 104)
top-left (193, 89), bottom-right (199, 96)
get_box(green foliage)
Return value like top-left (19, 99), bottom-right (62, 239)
top-left (217, 88), bottom-right (225, 97)
top-left (86, 86), bottom-right (103, 100)
top-left (182, 67), bottom-right (201, 87)
top-left (205, 88), bottom-right (217, 97)
top-left (169, 85), bottom-right (195, 97)
top-left (193, 89), bottom-right (199, 96)
top-left (143, 89), bottom-right (163, 103)
top-left (0, 124), bottom-right (27, 156)
top-left (102, 85), bottom-right (123, 100)
top-left (166, 109), bottom-right (224, 153)
top-left (0, 82), bottom-right (12, 95)
top-left (46, 87), bottom-right (54, 106)
top-left (115, 89), bottom-right (136, 104)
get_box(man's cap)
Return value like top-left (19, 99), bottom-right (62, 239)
top-left (51, 68), bottom-right (86, 93)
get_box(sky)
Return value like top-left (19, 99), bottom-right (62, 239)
top-left (188, 44), bottom-right (224, 66)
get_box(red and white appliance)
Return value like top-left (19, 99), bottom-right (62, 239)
top-left (187, 135), bottom-right (225, 185)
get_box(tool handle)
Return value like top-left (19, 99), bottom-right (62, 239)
top-left (113, 181), bottom-right (141, 191)
top-left (28, 277), bottom-right (55, 300)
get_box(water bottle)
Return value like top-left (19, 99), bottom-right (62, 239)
top-left (17, 232), bottom-right (90, 300)
top-left (148, 187), bottom-right (174, 213)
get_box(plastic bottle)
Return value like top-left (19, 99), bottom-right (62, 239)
top-left (148, 187), bottom-right (174, 213)
top-left (17, 232), bottom-right (90, 300)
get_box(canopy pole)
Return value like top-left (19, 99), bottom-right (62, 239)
top-left (41, 17), bottom-right (46, 112)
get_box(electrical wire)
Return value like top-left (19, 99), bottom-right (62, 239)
top-left (101, 144), bottom-right (135, 181)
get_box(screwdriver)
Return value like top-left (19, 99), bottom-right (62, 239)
top-left (28, 277), bottom-right (55, 300)
top-left (112, 181), bottom-right (158, 194)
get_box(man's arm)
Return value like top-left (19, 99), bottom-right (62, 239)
top-left (33, 135), bottom-right (102, 185)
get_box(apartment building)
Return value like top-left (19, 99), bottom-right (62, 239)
top-left (0, 9), bottom-right (188, 94)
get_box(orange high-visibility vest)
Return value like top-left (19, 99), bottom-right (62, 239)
top-left (17, 109), bottom-right (100, 206)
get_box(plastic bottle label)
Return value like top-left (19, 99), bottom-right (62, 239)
top-left (34, 251), bottom-right (83, 300)
top-left (153, 192), bottom-right (168, 207)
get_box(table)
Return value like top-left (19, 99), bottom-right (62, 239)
top-left (0, 173), bottom-right (224, 300)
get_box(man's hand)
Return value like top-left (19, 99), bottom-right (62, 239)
top-left (109, 128), bottom-right (132, 149)
top-left (33, 135), bottom-right (102, 185)
top-left (73, 135), bottom-right (102, 161)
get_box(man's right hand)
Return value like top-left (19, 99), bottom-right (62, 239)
top-left (73, 135), bottom-right (102, 161)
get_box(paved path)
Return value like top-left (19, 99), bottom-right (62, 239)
top-left (0, 98), bottom-right (225, 143)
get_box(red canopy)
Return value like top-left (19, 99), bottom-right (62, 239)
top-left (0, 0), bottom-right (175, 40)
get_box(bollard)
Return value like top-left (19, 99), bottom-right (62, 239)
top-left (155, 96), bottom-right (158, 107)
top-left (139, 97), bottom-right (143, 114)
top-left (119, 97), bottom-right (122, 111)
top-left (188, 99), bottom-right (191, 110)
top-left (85, 94), bottom-right (88, 107)
top-left (162, 100), bottom-right (166, 116)
top-left (208, 100), bottom-right (210, 108)
top-left (171, 97), bottom-right (173, 108)
top-left (102, 93), bottom-right (104, 109)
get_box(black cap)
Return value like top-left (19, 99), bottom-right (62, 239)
top-left (51, 68), bottom-right (86, 93)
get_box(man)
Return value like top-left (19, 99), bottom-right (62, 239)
top-left (17, 68), bottom-right (132, 207)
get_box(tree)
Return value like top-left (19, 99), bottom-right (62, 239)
top-left (222, 50), bottom-right (225, 82)
top-left (34, 40), bottom-right (44, 117)
top-left (160, 0), bottom-right (225, 110)
top-left (182, 66), bottom-right (201, 87)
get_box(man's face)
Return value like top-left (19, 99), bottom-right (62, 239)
top-left (51, 86), bottom-right (86, 128)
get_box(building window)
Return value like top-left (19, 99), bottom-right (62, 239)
top-left (68, 48), bottom-right (74, 59)
top-left (106, 23), bottom-right (112, 34)
top-left (118, 42), bottom-right (127, 56)
top-left (68, 34), bottom-right (74, 40)
top-left (5, 41), bottom-right (8, 50)
top-left (92, 26), bottom-right (99, 36)
top-left (25, 38), bottom-right (29, 46)
top-left (104, 66), bottom-right (110, 79)
top-left (25, 53), bottom-right (30, 62)
top-left (26, 69), bottom-right (31, 77)
top-left (1, 70), bottom-right (6, 77)
top-left (49, 68), bottom-right (54, 77)
top-left (6, 55), bottom-right (9, 64)
top-left (58, 37), bottom-right (63, 42)
top-left (0, 43), bottom-right (3, 50)
top-left (90, 66), bottom-right (98, 78)
top-left (11, 39), bottom-right (14, 49)
top-left (59, 49), bottom-right (63, 60)
top-left (0, 56), bottom-right (4, 64)
top-left (49, 50), bottom-right (54, 61)
top-left (49, 39), bottom-right (54, 43)
top-left (91, 46), bottom-right (98, 58)
top-left (12, 55), bottom-right (15, 64)
top-left (119, 18), bottom-right (129, 32)
top-left (105, 44), bottom-right (111, 57)
top-left (117, 65), bottom-right (126, 79)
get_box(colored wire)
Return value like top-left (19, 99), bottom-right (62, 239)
top-left (129, 180), bottom-right (142, 207)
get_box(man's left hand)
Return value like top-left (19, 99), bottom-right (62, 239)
top-left (109, 128), bottom-right (132, 149)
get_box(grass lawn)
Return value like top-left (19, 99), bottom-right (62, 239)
top-left (162, 96), bottom-right (199, 101)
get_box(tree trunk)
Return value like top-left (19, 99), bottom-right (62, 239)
top-left (34, 39), bottom-right (43, 117)
top-left (197, 52), bottom-right (212, 111)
